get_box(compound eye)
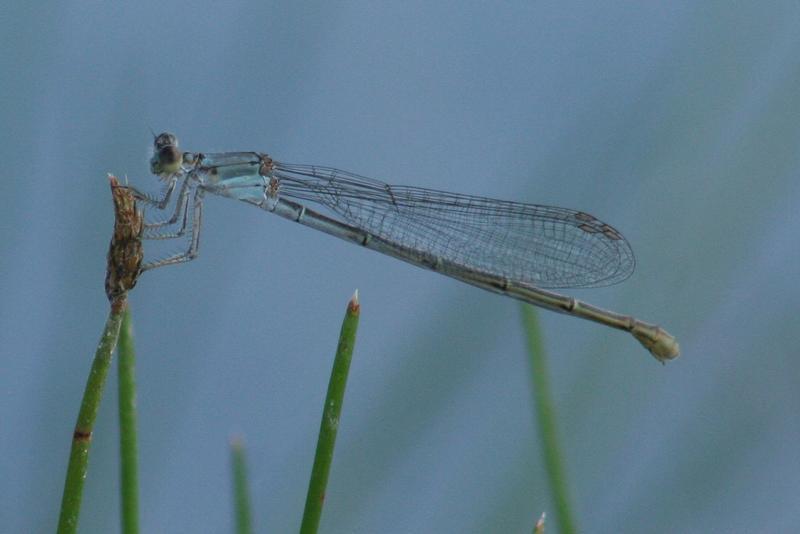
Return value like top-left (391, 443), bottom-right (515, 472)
top-left (154, 132), bottom-right (178, 151)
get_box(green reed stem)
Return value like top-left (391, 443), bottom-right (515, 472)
top-left (57, 299), bottom-right (126, 534)
top-left (521, 305), bottom-right (577, 534)
top-left (118, 306), bottom-right (140, 534)
top-left (300, 292), bottom-right (361, 534)
top-left (230, 437), bottom-right (254, 534)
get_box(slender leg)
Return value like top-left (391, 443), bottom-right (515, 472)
top-left (142, 182), bottom-right (194, 240)
top-left (142, 176), bottom-right (193, 230)
top-left (140, 187), bottom-right (205, 271)
top-left (130, 175), bottom-right (180, 210)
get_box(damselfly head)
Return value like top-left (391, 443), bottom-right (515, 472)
top-left (150, 132), bottom-right (183, 178)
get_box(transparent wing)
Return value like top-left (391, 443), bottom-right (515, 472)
top-left (275, 163), bottom-right (635, 289)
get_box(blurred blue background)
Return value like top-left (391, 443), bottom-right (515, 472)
top-left (2, 2), bottom-right (798, 532)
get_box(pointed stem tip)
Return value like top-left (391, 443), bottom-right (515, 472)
top-left (534, 512), bottom-right (546, 534)
top-left (348, 289), bottom-right (360, 313)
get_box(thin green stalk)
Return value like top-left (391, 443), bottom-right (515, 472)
top-left (57, 300), bottom-right (127, 534)
top-left (230, 437), bottom-right (254, 534)
top-left (300, 291), bottom-right (361, 534)
top-left (118, 306), bottom-right (140, 534)
top-left (520, 305), bottom-right (577, 534)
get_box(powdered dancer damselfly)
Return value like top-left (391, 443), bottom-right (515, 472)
top-left (132, 133), bottom-right (679, 362)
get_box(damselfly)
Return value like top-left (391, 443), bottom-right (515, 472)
top-left (131, 133), bottom-right (679, 362)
